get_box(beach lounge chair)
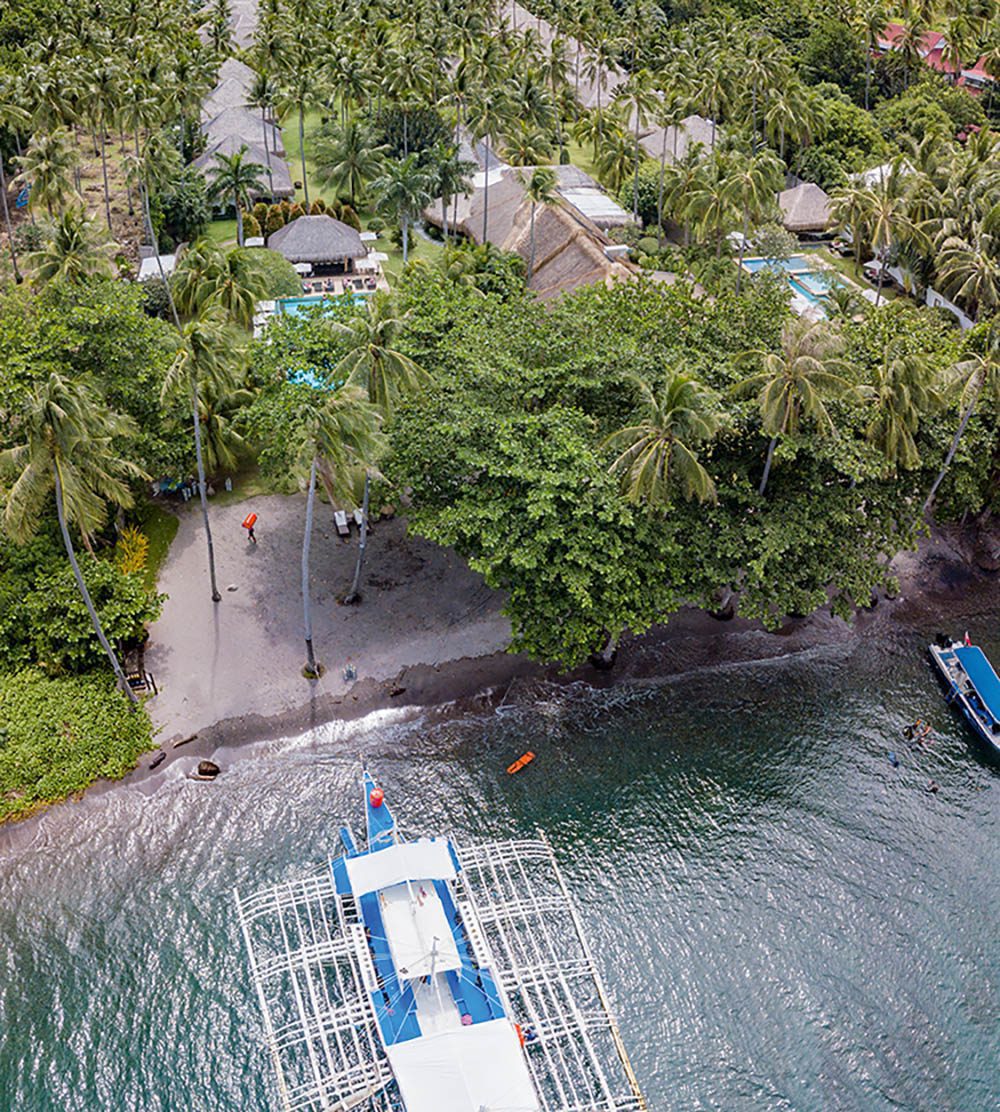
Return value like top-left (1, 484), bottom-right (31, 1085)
top-left (353, 508), bottom-right (364, 529)
top-left (334, 510), bottom-right (350, 538)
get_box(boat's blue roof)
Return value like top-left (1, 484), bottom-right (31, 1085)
top-left (955, 646), bottom-right (1000, 720)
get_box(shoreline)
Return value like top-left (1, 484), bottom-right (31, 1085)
top-left (2, 515), bottom-right (997, 843)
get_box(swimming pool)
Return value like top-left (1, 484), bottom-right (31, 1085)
top-left (277, 292), bottom-right (372, 316)
top-left (742, 255), bottom-right (842, 312)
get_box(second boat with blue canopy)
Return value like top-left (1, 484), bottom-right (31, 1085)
top-left (929, 635), bottom-right (1000, 757)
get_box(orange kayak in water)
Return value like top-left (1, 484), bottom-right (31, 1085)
top-left (506, 751), bottom-right (536, 775)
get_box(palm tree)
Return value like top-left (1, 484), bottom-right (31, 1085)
top-left (371, 155), bottom-right (433, 266)
top-left (172, 238), bottom-right (268, 329)
top-left (88, 59), bottom-right (122, 230)
top-left (829, 180), bottom-right (872, 270)
top-left (735, 318), bottom-right (852, 495)
top-left (206, 146), bottom-right (267, 247)
top-left (853, 0), bottom-right (889, 110)
top-left (853, 159), bottom-right (923, 305)
top-left (924, 343), bottom-right (1000, 513)
top-left (725, 148), bottom-right (784, 292)
top-left (614, 70), bottom-right (658, 224)
top-left (278, 59), bottom-right (314, 209)
top-left (26, 207), bottom-right (117, 285)
top-left (162, 309), bottom-right (247, 602)
top-left (936, 224), bottom-right (1000, 322)
top-left (500, 120), bottom-right (553, 168)
top-left (15, 129), bottom-right (80, 217)
top-left (1, 373), bottom-right (144, 705)
top-left (605, 374), bottom-right (721, 509)
top-left (428, 144), bottom-right (476, 242)
top-left (467, 85), bottom-right (511, 243)
top-left (331, 293), bottom-right (427, 418)
top-left (247, 70), bottom-right (280, 199)
top-left (865, 343), bottom-right (941, 472)
top-left (313, 120), bottom-right (387, 208)
top-left (294, 388), bottom-right (384, 645)
top-left (521, 166), bottom-right (559, 284)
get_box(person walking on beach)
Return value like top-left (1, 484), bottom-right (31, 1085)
top-left (242, 512), bottom-right (257, 544)
top-left (247, 524), bottom-right (256, 544)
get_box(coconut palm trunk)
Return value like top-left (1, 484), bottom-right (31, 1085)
top-left (298, 103), bottom-right (309, 208)
top-left (656, 125), bottom-right (667, 248)
top-left (441, 194), bottom-right (450, 242)
top-left (759, 433), bottom-right (779, 496)
top-left (528, 199), bottom-right (538, 282)
top-left (0, 155), bottom-right (21, 281)
top-left (261, 107), bottom-right (274, 198)
top-left (401, 212), bottom-right (410, 264)
top-left (190, 378), bottom-right (222, 602)
top-left (53, 464), bottom-right (138, 706)
top-left (99, 118), bottom-right (113, 230)
top-left (345, 470), bottom-right (370, 604)
top-left (235, 191), bottom-right (244, 245)
top-left (924, 396), bottom-right (978, 514)
top-left (735, 208), bottom-right (750, 294)
top-left (482, 138), bottom-right (491, 242)
top-left (302, 455), bottom-right (319, 675)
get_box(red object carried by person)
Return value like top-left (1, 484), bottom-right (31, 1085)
top-left (242, 513), bottom-right (257, 530)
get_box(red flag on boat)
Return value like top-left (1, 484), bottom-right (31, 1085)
top-left (965, 631), bottom-right (972, 646)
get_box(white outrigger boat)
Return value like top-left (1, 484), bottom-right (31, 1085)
top-left (235, 770), bottom-right (647, 1111)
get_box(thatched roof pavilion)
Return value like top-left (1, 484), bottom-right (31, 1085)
top-left (267, 216), bottom-right (368, 269)
top-left (778, 182), bottom-right (833, 233)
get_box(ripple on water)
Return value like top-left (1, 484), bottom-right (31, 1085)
top-left (0, 626), bottom-right (998, 1111)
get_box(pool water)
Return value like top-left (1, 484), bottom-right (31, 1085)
top-left (743, 255), bottom-right (843, 311)
top-left (277, 292), bottom-right (372, 316)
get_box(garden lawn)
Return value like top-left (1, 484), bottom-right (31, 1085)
top-left (137, 505), bottom-right (179, 592)
top-left (0, 670), bottom-right (155, 824)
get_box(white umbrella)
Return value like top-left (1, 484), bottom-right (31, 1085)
top-left (293, 261), bottom-right (314, 275)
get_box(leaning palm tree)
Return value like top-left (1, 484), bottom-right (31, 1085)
top-left (0, 373), bottom-right (145, 705)
top-left (26, 207), bottom-right (117, 286)
top-left (331, 293), bottom-right (427, 418)
top-left (924, 343), bottom-right (1000, 514)
top-left (313, 120), bottom-right (387, 209)
top-left (277, 59), bottom-right (314, 209)
top-left (936, 225), bottom-right (1000, 322)
top-left (295, 387), bottom-right (384, 666)
top-left (205, 146), bottom-right (267, 247)
top-left (613, 69), bottom-right (659, 224)
top-left (853, 158), bottom-right (923, 305)
top-left (15, 128), bottom-right (80, 217)
top-left (605, 373), bottom-right (722, 509)
top-left (371, 155), bottom-right (433, 266)
top-left (865, 343), bottom-right (942, 473)
top-left (520, 166), bottom-right (559, 284)
top-left (735, 318), bottom-right (852, 495)
top-left (162, 308), bottom-right (247, 602)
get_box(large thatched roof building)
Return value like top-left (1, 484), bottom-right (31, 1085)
top-left (267, 215), bottom-right (368, 270)
top-left (778, 182), bottom-right (833, 234)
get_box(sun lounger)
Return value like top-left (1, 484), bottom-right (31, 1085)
top-left (334, 510), bottom-right (350, 538)
top-left (353, 508), bottom-right (364, 529)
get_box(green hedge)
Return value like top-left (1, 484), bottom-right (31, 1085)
top-left (0, 670), bottom-right (155, 824)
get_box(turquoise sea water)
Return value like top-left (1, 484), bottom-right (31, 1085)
top-left (0, 613), bottom-right (997, 1110)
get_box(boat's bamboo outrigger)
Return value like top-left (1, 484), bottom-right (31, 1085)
top-left (234, 769), bottom-right (646, 1112)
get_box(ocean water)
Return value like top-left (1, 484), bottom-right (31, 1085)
top-left (0, 617), bottom-right (997, 1111)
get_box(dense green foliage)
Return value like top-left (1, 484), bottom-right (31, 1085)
top-left (0, 670), bottom-right (155, 823)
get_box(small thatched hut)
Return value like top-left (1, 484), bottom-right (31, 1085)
top-left (778, 182), bottom-right (833, 234)
top-left (266, 215), bottom-right (368, 273)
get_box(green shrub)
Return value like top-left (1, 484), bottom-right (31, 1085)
top-left (366, 217), bottom-right (384, 234)
top-left (252, 201), bottom-right (269, 226)
top-left (265, 206), bottom-right (286, 237)
top-left (637, 236), bottom-right (660, 255)
top-left (310, 198), bottom-right (327, 214)
top-left (339, 203), bottom-right (361, 231)
top-left (0, 670), bottom-right (155, 824)
top-left (279, 199), bottom-right (292, 219)
top-left (24, 560), bottom-right (164, 674)
top-left (288, 202), bottom-right (305, 220)
top-left (230, 246), bottom-right (301, 297)
top-left (243, 211), bottom-right (261, 238)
